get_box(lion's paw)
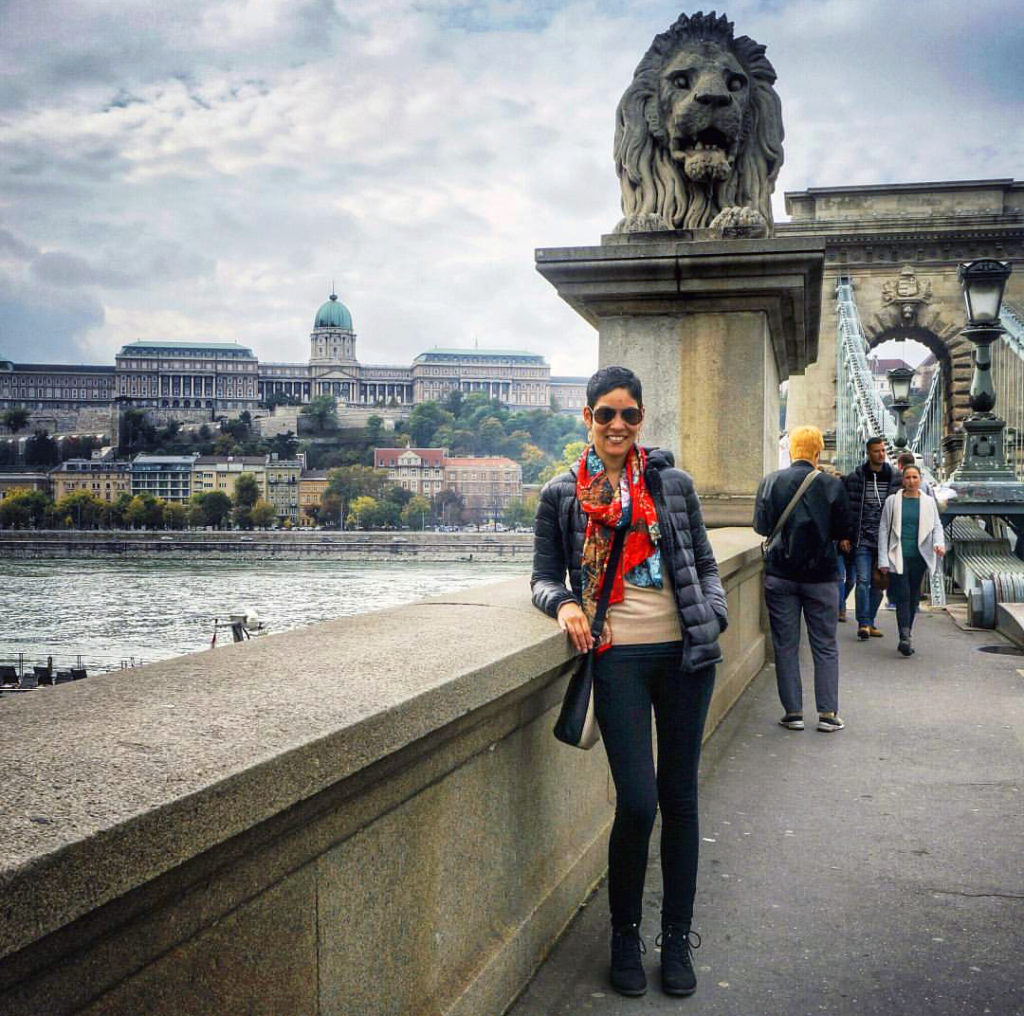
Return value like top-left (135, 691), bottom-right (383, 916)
top-left (708, 207), bottom-right (770, 238)
top-left (613, 213), bottom-right (670, 234)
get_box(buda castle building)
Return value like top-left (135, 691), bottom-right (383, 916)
top-left (1, 291), bottom-right (584, 420)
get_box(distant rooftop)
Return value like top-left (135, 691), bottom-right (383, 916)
top-left (13, 363), bottom-right (115, 373)
top-left (414, 348), bottom-right (546, 364)
top-left (119, 340), bottom-right (255, 355)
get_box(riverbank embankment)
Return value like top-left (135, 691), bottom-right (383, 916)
top-left (0, 530), bottom-right (533, 562)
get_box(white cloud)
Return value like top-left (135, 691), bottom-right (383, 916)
top-left (0, 0), bottom-right (1020, 376)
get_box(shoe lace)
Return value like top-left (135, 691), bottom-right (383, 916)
top-left (655, 927), bottom-right (701, 960)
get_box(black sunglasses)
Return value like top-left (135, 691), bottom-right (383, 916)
top-left (592, 406), bottom-right (642, 425)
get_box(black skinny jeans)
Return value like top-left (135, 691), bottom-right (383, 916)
top-left (593, 641), bottom-right (716, 930)
top-left (889, 552), bottom-right (928, 637)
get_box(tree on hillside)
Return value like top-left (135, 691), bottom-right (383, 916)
top-left (2, 407), bottom-right (30, 434)
top-left (302, 395), bottom-right (338, 432)
top-left (408, 402), bottom-right (453, 446)
top-left (25, 430), bottom-right (59, 467)
top-left (267, 431), bottom-right (298, 460)
top-left (365, 414), bottom-right (384, 447)
top-left (477, 416), bottom-right (506, 455)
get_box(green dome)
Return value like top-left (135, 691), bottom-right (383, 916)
top-left (314, 292), bottom-right (353, 330)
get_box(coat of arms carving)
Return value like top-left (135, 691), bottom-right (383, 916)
top-left (881, 265), bottom-right (932, 324)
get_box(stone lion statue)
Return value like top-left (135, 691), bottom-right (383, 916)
top-left (613, 11), bottom-right (784, 237)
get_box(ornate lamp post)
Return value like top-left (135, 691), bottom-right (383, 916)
top-left (950, 259), bottom-right (1015, 482)
top-left (886, 366), bottom-right (915, 449)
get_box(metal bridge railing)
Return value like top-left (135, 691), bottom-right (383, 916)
top-left (909, 366), bottom-right (944, 477)
top-left (835, 278), bottom-right (896, 474)
top-left (996, 300), bottom-right (1024, 482)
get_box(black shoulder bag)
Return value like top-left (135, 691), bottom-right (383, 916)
top-left (553, 525), bottom-right (627, 750)
top-left (761, 470), bottom-right (819, 561)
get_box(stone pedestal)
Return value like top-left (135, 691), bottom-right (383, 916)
top-left (536, 233), bottom-right (825, 525)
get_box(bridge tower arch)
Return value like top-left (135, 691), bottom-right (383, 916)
top-left (778, 179), bottom-right (1024, 469)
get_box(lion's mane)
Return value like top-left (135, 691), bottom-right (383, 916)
top-left (613, 11), bottom-right (784, 233)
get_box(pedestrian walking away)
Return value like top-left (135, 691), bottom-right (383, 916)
top-left (877, 464), bottom-right (946, 656)
top-left (754, 426), bottom-right (852, 733)
top-left (531, 365), bottom-right (727, 999)
top-left (841, 437), bottom-right (903, 640)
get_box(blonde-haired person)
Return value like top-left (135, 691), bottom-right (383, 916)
top-left (754, 426), bottom-right (853, 732)
top-left (877, 464), bottom-right (945, 656)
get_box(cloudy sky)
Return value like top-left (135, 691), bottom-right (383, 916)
top-left (1, 0), bottom-right (1021, 377)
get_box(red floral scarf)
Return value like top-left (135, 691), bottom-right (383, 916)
top-left (576, 444), bottom-right (660, 649)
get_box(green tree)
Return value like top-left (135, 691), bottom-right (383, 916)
top-left (302, 395), bottom-right (338, 432)
top-left (348, 495), bottom-right (379, 529)
top-left (432, 489), bottom-right (464, 527)
top-left (267, 431), bottom-right (298, 460)
top-left (56, 490), bottom-right (104, 529)
top-left (25, 430), bottom-right (59, 466)
top-left (163, 501), bottom-right (187, 530)
top-left (2, 407), bottom-right (30, 434)
top-left (477, 416), bottom-right (506, 455)
top-left (383, 483), bottom-right (412, 508)
top-left (401, 495), bottom-right (432, 530)
top-left (504, 495), bottom-right (538, 529)
top-left (408, 402), bottom-right (454, 446)
top-left (233, 473), bottom-right (260, 509)
top-left (442, 389), bottom-right (464, 418)
top-left (200, 491), bottom-right (233, 529)
top-left (252, 499), bottom-right (276, 528)
top-left (0, 488), bottom-right (51, 528)
top-left (326, 465), bottom-right (389, 526)
top-left (108, 492), bottom-right (134, 529)
top-left (124, 495), bottom-right (150, 529)
top-left (365, 414), bottom-right (385, 447)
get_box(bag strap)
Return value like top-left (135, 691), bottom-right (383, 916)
top-left (767, 469), bottom-right (819, 545)
top-left (590, 525), bottom-right (628, 640)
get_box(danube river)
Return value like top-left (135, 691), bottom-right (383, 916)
top-left (1, 558), bottom-right (528, 675)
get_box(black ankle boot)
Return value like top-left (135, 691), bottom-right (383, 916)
top-left (610, 924), bottom-right (647, 996)
top-left (657, 925), bottom-right (700, 996)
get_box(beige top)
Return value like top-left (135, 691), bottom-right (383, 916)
top-left (607, 580), bottom-right (682, 646)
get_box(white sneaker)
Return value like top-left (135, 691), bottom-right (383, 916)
top-left (817, 713), bottom-right (845, 732)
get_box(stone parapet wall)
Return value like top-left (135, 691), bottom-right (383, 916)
top-left (0, 530), bottom-right (766, 1015)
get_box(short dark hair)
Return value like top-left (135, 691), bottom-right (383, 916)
top-left (865, 436), bottom-right (886, 451)
top-left (897, 451), bottom-right (916, 468)
top-left (586, 365), bottom-right (643, 408)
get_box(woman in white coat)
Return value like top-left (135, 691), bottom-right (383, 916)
top-left (877, 464), bottom-right (945, 656)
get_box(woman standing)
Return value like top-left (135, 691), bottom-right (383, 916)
top-left (877, 464), bottom-right (945, 656)
top-left (531, 366), bottom-right (727, 998)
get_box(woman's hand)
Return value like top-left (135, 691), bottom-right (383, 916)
top-left (557, 601), bottom-right (594, 654)
top-left (935, 546), bottom-right (946, 558)
top-left (878, 566), bottom-right (889, 574)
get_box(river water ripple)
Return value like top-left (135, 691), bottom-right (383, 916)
top-left (1, 558), bottom-right (527, 674)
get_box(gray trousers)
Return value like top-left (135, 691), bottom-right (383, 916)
top-left (763, 574), bottom-right (840, 715)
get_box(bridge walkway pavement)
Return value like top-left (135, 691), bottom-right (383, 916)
top-left (508, 605), bottom-right (1022, 1016)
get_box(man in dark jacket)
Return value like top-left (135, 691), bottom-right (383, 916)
top-left (840, 437), bottom-right (903, 640)
top-left (754, 425), bottom-right (852, 733)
